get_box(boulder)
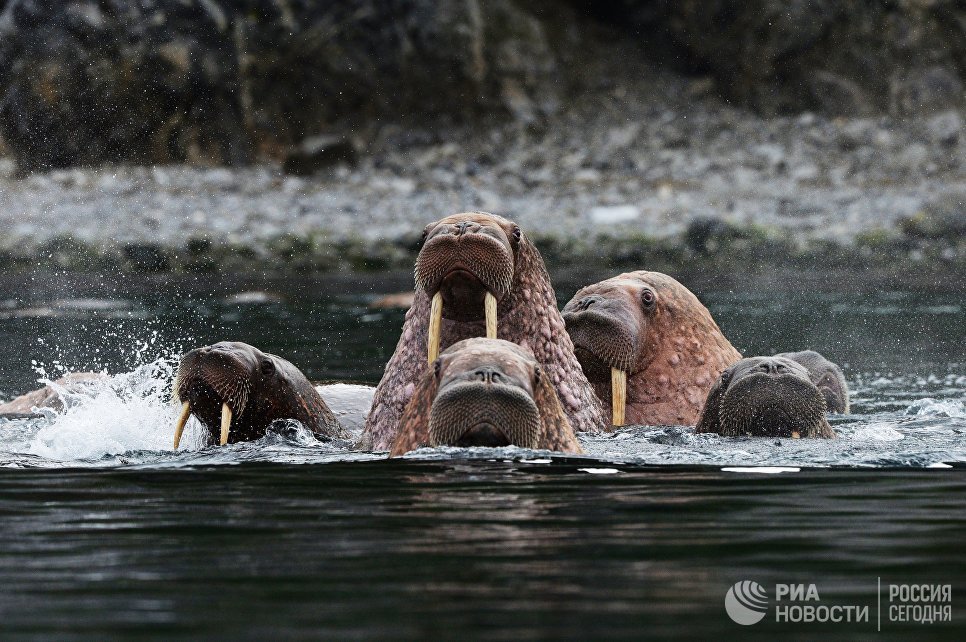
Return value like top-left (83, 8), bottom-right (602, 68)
top-left (0, 0), bottom-right (558, 170)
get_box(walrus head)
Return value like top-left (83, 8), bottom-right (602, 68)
top-left (415, 212), bottom-right (521, 361)
top-left (695, 356), bottom-right (835, 438)
top-left (562, 271), bottom-right (740, 427)
top-left (775, 350), bottom-right (850, 414)
top-left (362, 212), bottom-right (605, 452)
top-left (172, 341), bottom-right (342, 447)
top-left (390, 338), bottom-right (583, 456)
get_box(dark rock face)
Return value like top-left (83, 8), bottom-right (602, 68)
top-left (0, 1), bottom-right (963, 171)
top-left (594, 0), bottom-right (966, 116)
top-left (282, 136), bottom-right (358, 176)
top-left (0, 0), bottom-right (558, 170)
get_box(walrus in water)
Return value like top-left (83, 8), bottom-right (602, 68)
top-left (363, 212), bottom-right (604, 450)
top-left (390, 338), bottom-right (582, 456)
top-left (173, 341), bottom-right (348, 446)
top-left (694, 353), bottom-right (846, 438)
top-left (0, 372), bottom-right (107, 418)
top-left (775, 350), bottom-right (850, 414)
top-left (562, 271), bottom-right (741, 427)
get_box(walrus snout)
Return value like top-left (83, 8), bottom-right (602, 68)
top-left (417, 213), bottom-right (519, 363)
top-left (174, 342), bottom-right (256, 446)
top-left (173, 341), bottom-right (345, 449)
top-left (428, 382), bottom-right (541, 449)
top-left (562, 285), bottom-right (646, 426)
top-left (702, 356), bottom-right (835, 439)
top-left (415, 213), bottom-right (516, 309)
top-left (427, 340), bottom-right (542, 449)
top-left (388, 337), bottom-right (585, 456)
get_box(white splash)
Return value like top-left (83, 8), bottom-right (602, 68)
top-left (904, 398), bottom-right (965, 419)
top-left (19, 359), bottom-right (208, 462)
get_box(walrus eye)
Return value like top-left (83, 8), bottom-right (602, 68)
top-left (533, 365), bottom-right (542, 386)
top-left (260, 359), bottom-right (275, 375)
top-left (433, 359), bottom-right (441, 379)
top-left (641, 290), bottom-right (655, 307)
top-left (510, 226), bottom-right (522, 245)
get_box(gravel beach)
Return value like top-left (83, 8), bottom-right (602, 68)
top-left (0, 62), bottom-right (962, 277)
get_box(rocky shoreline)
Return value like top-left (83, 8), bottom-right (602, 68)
top-left (0, 53), bottom-right (962, 283)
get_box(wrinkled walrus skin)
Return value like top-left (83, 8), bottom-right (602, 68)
top-left (363, 212), bottom-right (605, 451)
top-left (563, 271), bottom-right (741, 426)
top-left (390, 338), bottom-right (583, 456)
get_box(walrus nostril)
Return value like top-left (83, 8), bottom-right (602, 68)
top-left (471, 367), bottom-right (503, 383)
top-left (454, 221), bottom-right (471, 236)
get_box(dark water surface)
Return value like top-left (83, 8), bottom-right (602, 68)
top-left (0, 275), bottom-right (963, 638)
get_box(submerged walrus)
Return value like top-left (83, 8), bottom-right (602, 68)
top-left (775, 350), bottom-right (850, 414)
top-left (390, 338), bottom-right (583, 456)
top-left (0, 372), bottom-right (107, 418)
top-left (694, 353), bottom-right (846, 438)
top-left (173, 341), bottom-right (348, 446)
top-left (363, 212), bottom-right (604, 450)
top-left (562, 271), bottom-right (741, 427)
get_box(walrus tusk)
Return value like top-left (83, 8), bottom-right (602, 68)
top-left (173, 401), bottom-right (191, 450)
top-left (611, 368), bottom-right (626, 426)
top-left (428, 291), bottom-right (443, 365)
top-left (220, 403), bottom-right (232, 446)
top-left (484, 292), bottom-right (497, 339)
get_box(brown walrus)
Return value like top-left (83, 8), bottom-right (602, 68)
top-left (562, 271), bottom-right (741, 427)
top-left (363, 212), bottom-right (604, 450)
top-left (775, 350), bottom-right (850, 414)
top-left (0, 372), bottom-right (107, 418)
top-left (173, 341), bottom-right (348, 446)
top-left (390, 338), bottom-right (582, 456)
top-left (695, 354), bottom-right (844, 438)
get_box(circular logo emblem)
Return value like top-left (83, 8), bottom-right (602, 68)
top-left (725, 580), bottom-right (769, 625)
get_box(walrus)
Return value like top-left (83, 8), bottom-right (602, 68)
top-left (390, 338), bottom-right (583, 456)
top-left (562, 271), bottom-right (741, 427)
top-left (173, 341), bottom-right (348, 446)
top-left (775, 350), bottom-right (850, 414)
top-left (363, 212), bottom-right (604, 450)
top-left (0, 372), bottom-right (108, 419)
top-left (694, 355), bottom-right (840, 438)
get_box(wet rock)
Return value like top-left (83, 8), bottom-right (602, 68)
top-left (0, 0), bottom-right (560, 171)
top-left (589, 205), bottom-right (639, 224)
top-left (685, 218), bottom-right (735, 255)
top-left (283, 137), bottom-right (358, 176)
top-left (369, 292), bottom-right (416, 310)
top-left (595, 0), bottom-right (966, 116)
top-left (900, 194), bottom-right (966, 240)
top-left (122, 243), bottom-right (170, 273)
top-left (925, 111), bottom-right (962, 146)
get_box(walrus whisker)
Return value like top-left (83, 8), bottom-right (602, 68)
top-left (220, 402), bottom-right (232, 446)
top-left (611, 368), bottom-right (627, 426)
top-left (428, 291), bottom-right (443, 365)
top-left (173, 401), bottom-right (191, 450)
top-left (484, 291), bottom-right (497, 339)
